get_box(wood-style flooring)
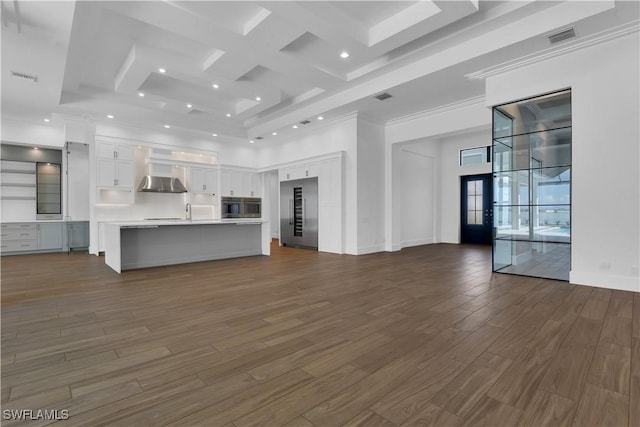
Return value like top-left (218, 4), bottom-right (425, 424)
top-left (1, 242), bottom-right (638, 426)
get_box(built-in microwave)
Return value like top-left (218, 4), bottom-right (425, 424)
top-left (222, 197), bottom-right (242, 218)
top-left (242, 197), bottom-right (261, 218)
top-left (222, 197), bottom-right (261, 218)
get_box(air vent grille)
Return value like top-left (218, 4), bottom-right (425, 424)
top-left (375, 93), bottom-right (392, 101)
top-left (10, 70), bottom-right (38, 83)
top-left (299, 120), bottom-right (311, 125)
top-left (256, 136), bottom-right (264, 140)
top-left (547, 27), bottom-right (575, 45)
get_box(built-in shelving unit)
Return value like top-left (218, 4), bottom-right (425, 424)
top-left (1, 160), bottom-right (37, 201)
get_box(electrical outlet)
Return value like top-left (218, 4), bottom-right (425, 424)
top-left (599, 261), bottom-right (611, 270)
top-left (631, 266), bottom-right (639, 276)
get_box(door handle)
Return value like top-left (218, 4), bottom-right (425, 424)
top-left (289, 199), bottom-right (293, 225)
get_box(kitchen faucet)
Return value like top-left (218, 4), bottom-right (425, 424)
top-left (186, 203), bottom-right (192, 220)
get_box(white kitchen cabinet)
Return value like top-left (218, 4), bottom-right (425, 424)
top-left (248, 172), bottom-right (261, 198)
top-left (190, 167), bottom-right (218, 194)
top-left (96, 142), bottom-right (134, 189)
top-left (221, 169), bottom-right (261, 197)
top-left (96, 158), bottom-right (133, 188)
top-left (96, 142), bottom-right (134, 161)
top-left (280, 164), bottom-right (318, 181)
top-left (95, 142), bottom-right (134, 189)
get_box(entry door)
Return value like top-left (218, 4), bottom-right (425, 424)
top-left (461, 174), bottom-right (493, 244)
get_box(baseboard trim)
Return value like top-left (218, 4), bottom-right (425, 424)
top-left (356, 244), bottom-right (385, 255)
top-left (570, 270), bottom-right (640, 292)
top-left (400, 237), bottom-right (435, 249)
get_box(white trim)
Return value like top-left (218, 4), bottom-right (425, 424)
top-left (356, 244), bottom-right (385, 255)
top-left (387, 96), bottom-right (486, 127)
top-left (570, 270), bottom-right (640, 293)
top-left (256, 151), bottom-right (346, 173)
top-left (467, 20), bottom-right (640, 80)
top-left (94, 135), bottom-right (219, 158)
top-left (400, 237), bottom-right (436, 249)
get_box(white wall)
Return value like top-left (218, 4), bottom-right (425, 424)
top-left (65, 142), bottom-right (90, 221)
top-left (486, 32), bottom-right (640, 292)
top-left (399, 147), bottom-right (438, 248)
top-left (439, 130), bottom-right (492, 244)
top-left (258, 114), bottom-right (358, 253)
top-left (356, 117), bottom-right (385, 254)
top-left (1, 117), bottom-right (65, 148)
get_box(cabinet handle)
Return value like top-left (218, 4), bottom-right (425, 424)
top-left (203, 184), bottom-right (206, 190)
top-left (286, 173), bottom-right (290, 180)
top-left (20, 233), bottom-right (30, 236)
top-left (115, 178), bottom-right (118, 186)
top-left (306, 170), bottom-right (309, 177)
top-left (21, 244), bottom-right (30, 247)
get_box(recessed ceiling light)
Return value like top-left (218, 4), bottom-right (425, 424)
top-left (43, 118), bottom-right (50, 123)
top-left (255, 96), bottom-right (261, 101)
top-left (138, 92), bottom-right (145, 97)
top-left (317, 116), bottom-right (324, 120)
top-left (187, 104), bottom-right (192, 108)
top-left (292, 125), bottom-right (298, 129)
top-left (137, 146), bottom-right (142, 149)
top-left (272, 132), bottom-right (277, 136)
top-left (164, 124), bottom-right (171, 129)
top-left (158, 68), bottom-right (166, 73)
top-left (33, 147), bottom-right (39, 150)
top-left (106, 114), bottom-right (114, 119)
top-left (249, 140), bottom-right (255, 144)
top-left (212, 84), bottom-right (219, 89)
top-left (226, 113), bottom-right (231, 117)
top-left (340, 51), bottom-right (350, 59)
top-left (212, 133), bottom-right (218, 137)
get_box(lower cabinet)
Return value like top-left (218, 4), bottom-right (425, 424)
top-left (67, 221), bottom-right (90, 250)
top-left (0, 221), bottom-right (89, 255)
top-left (1, 223), bottom-right (37, 253)
top-left (38, 223), bottom-right (63, 250)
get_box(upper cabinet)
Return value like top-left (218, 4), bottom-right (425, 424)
top-left (221, 168), bottom-right (261, 197)
top-left (190, 167), bottom-right (218, 195)
top-left (95, 142), bottom-right (134, 188)
top-left (280, 163), bottom-right (319, 181)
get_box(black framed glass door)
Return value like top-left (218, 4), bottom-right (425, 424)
top-left (461, 174), bottom-right (493, 245)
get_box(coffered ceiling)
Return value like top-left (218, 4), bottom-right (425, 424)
top-left (1, 1), bottom-right (637, 145)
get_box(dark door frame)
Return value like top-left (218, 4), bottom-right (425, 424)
top-left (460, 173), bottom-right (493, 245)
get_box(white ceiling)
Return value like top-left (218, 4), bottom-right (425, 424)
top-left (1, 1), bottom-right (637, 145)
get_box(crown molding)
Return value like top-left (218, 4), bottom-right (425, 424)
top-left (466, 20), bottom-right (640, 80)
top-left (386, 96), bottom-right (486, 127)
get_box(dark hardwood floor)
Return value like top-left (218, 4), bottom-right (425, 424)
top-left (1, 242), bottom-right (638, 426)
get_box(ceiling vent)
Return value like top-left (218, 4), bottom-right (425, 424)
top-left (374, 92), bottom-right (392, 101)
top-left (255, 136), bottom-right (264, 140)
top-left (10, 70), bottom-right (38, 83)
top-left (299, 120), bottom-right (311, 125)
top-left (547, 27), bottom-right (575, 45)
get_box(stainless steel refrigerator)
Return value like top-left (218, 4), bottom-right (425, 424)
top-left (280, 177), bottom-right (318, 249)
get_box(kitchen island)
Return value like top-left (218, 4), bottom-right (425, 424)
top-left (103, 219), bottom-right (270, 273)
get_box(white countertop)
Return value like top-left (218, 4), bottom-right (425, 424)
top-left (104, 218), bottom-right (265, 227)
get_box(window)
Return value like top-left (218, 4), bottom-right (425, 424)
top-left (460, 146), bottom-right (491, 165)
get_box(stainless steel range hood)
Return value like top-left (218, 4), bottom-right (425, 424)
top-left (137, 176), bottom-right (187, 193)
